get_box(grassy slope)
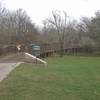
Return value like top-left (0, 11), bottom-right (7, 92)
top-left (0, 56), bottom-right (100, 100)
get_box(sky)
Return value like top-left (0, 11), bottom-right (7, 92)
top-left (2, 0), bottom-right (100, 26)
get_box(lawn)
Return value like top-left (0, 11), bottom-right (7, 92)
top-left (0, 56), bottom-right (100, 100)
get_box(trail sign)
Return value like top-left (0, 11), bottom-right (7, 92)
top-left (31, 44), bottom-right (40, 56)
top-left (32, 45), bottom-right (40, 50)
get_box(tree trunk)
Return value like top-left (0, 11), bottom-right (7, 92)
top-left (60, 41), bottom-right (64, 57)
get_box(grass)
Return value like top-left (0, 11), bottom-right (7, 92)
top-left (0, 56), bottom-right (100, 100)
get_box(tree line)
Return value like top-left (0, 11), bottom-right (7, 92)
top-left (0, 4), bottom-right (39, 45)
top-left (0, 3), bottom-right (100, 56)
top-left (40, 10), bottom-right (100, 56)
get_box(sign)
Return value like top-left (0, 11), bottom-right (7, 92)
top-left (31, 44), bottom-right (40, 56)
top-left (32, 45), bottom-right (40, 50)
top-left (31, 44), bottom-right (40, 51)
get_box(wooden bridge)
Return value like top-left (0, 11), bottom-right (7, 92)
top-left (0, 43), bottom-right (95, 57)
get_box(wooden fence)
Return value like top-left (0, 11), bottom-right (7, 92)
top-left (0, 43), bottom-right (98, 57)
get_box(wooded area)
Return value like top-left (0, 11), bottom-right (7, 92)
top-left (0, 3), bottom-right (100, 56)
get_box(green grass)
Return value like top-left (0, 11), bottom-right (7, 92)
top-left (0, 56), bottom-right (100, 100)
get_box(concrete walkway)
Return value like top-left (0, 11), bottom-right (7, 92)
top-left (0, 53), bottom-right (24, 82)
top-left (0, 52), bottom-right (44, 82)
top-left (0, 62), bottom-right (23, 82)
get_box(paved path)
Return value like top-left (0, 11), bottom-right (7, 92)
top-left (0, 52), bottom-right (40, 82)
top-left (0, 53), bottom-right (25, 63)
top-left (0, 53), bottom-right (24, 82)
top-left (0, 62), bottom-right (23, 82)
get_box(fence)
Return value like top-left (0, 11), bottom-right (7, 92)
top-left (0, 43), bottom-right (98, 57)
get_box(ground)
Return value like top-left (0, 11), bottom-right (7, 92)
top-left (0, 55), bottom-right (100, 100)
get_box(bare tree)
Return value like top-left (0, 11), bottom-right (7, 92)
top-left (45, 10), bottom-right (68, 56)
top-left (0, 6), bottom-right (39, 46)
top-left (10, 9), bottom-right (39, 45)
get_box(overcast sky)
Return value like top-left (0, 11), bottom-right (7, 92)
top-left (3, 0), bottom-right (100, 26)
